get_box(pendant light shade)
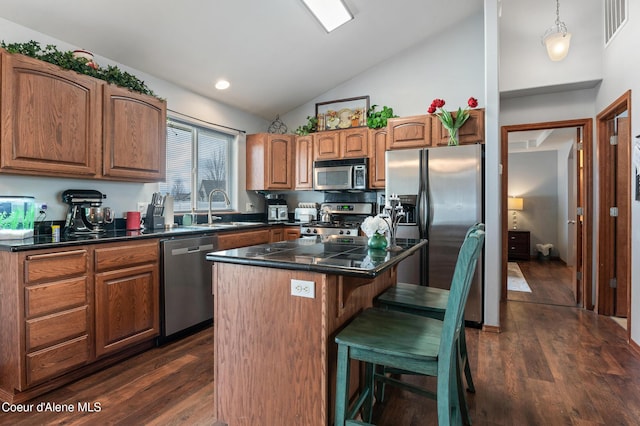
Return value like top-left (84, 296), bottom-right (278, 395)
top-left (542, 0), bottom-right (571, 61)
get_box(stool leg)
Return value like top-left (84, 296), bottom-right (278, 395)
top-left (335, 344), bottom-right (350, 426)
top-left (362, 362), bottom-right (375, 422)
top-left (460, 324), bottom-right (475, 393)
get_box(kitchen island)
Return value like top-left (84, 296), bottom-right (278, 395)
top-left (206, 235), bottom-right (426, 426)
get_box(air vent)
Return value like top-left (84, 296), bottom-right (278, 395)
top-left (604, 0), bottom-right (628, 46)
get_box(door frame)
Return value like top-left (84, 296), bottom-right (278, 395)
top-left (500, 119), bottom-right (593, 309)
top-left (595, 90), bottom-right (632, 329)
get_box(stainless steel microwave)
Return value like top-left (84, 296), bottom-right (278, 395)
top-left (313, 158), bottom-right (368, 191)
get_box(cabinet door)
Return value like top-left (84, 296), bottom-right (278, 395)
top-left (102, 84), bottom-right (167, 182)
top-left (295, 135), bottom-right (314, 190)
top-left (432, 109), bottom-right (485, 146)
top-left (284, 228), bottom-right (301, 240)
top-left (217, 229), bottom-right (271, 250)
top-left (95, 263), bottom-right (159, 357)
top-left (266, 134), bottom-right (294, 189)
top-left (387, 115), bottom-right (432, 150)
top-left (314, 131), bottom-right (340, 160)
top-left (270, 227), bottom-right (284, 242)
top-left (340, 128), bottom-right (368, 158)
top-left (368, 127), bottom-right (387, 189)
top-left (0, 51), bottom-right (101, 177)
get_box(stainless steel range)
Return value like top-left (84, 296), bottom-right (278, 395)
top-left (300, 202), bottom-right (374, 237)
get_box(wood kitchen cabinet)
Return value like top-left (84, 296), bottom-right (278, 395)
top-left (0, 238), bottom-right (161, 403)
top-left (284, 227), bottom-right (301, 240)
top-left (102, 84), bottom-right (167, 181)
top-left (217, 228), bottom-right (271, 250)
top-left (270, 227), bottom-right (284, 242)
top-left (0, 50), bottom-right (101, 177)
top-left (314, 131), bottom-right (340, 160)
top-left (387, 115), bottom-right (432, 150)
top-left (22, 249), bottom-right (91, 389)
top-left (314, 128), bottom-right (368, 161)
top-left (0, 49), bottom-right (166, 182)
top-left (295, 134), bottom-right (314, 190)
top-left (431, 108), bottom-right (485, 146)
top-left (94, 241), bottom-right (160, 357)
top-left (247, 133), bottom-right (295, 190)
top-left (368, 127), bottom-right (388, 189)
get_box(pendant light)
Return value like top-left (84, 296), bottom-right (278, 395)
top-left (542, 0), bottom-right (572, 61)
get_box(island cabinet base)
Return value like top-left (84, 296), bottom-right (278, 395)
top-left (212, 263), bottom-right (396, 426)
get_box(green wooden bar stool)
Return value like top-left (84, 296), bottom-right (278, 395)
top-left (376, 223), bottom-right (484, 394)
top-left (334, 228), bottom-right (485, 426)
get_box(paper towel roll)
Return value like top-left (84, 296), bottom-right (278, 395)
top-left (163, 194), bottom-right (174, 226)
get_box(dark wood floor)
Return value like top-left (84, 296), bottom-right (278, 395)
top-left (508, 259), bottom-right (576, 307)
top-left (2, 260), bottom-right (639, 425)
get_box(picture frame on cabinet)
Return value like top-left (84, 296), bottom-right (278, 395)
top-left (316, 96), bottom-right (369, 131)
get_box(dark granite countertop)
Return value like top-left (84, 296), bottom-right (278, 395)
top-left (0, 222), bottom-right (277, 252)
top-left (205, 235), bottom-right (427, 278)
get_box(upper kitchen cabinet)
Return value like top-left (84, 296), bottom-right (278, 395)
top-left (387, 115), bottom-right (432, 150)
top-left (340, 127), bottom-right (368, 158)
top-left (314, 128), bottom-right (368, 161)
top-left (295, 134), bottom-right (314, 190)
top-left (314, 131), bottom-right (340, 160)
top-left (0, 50), bottom-right (101, 177)
top-left (247, 133), bottom-right (294, 190)
top-left (368, 127), bottom-right (387, 189)
top-left (0, 49), bottom-right (166, 182)
top-left (431, 108), bottom-right (485, 146)
top-left (102, 85), bottom-right (167, 181)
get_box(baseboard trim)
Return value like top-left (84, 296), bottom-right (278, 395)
top-left (482, 324), bottom-right (501, 333)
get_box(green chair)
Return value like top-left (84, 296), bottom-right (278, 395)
top-left (376, 223), bottom-right (484, 394)
top-left (334, 227), bottom-right (485, 426)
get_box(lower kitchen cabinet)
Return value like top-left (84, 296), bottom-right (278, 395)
top-left (270, 227), bottom-right (284, 242)
top-left (284, 227), bottom-right (301, 240)
top-left (217, 228), bottom-right (271, 250)
top-left (0, 239), bottom-right (160, 402)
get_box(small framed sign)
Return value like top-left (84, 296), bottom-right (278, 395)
top-left (315, 96), bottom-right (369, 131)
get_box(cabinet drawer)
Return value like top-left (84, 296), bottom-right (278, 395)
top-left (24, 250), bottom-right (88, 283)
top-left (95, 241), bottom-right (159, 272)
top-left (26, 335), bottom-right (90, 387)
top-left (26, 306), bottom-right (88, 351)
top-left (25, 277), bottom-right (88, 317)
top-left (217, 229), bottom-right (270, 250)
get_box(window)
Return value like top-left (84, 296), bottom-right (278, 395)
top-left (160, 118), bottom-right (234, 212)
top-left (605, 0), bottom-right (628, 46)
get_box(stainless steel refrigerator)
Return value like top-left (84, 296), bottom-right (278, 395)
top-left (385, 144), bottom-right (484, 324)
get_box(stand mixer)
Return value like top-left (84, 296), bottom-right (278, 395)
top-left (62, 189), bottom-right (113, 235)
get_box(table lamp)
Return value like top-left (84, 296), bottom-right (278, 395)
top-left (508, 196), bottom-right (524, 229)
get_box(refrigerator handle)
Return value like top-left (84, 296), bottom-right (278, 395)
top-left (417, 149), bottom-right (429, 239)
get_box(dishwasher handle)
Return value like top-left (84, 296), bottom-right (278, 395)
top-left (171, 243), bottom-right (215, 256)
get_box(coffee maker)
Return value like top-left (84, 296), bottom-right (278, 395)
top-left (62, 189), bottom-right (113, 235)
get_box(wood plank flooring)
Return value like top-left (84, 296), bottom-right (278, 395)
top-left (1, 260), bottom-right (639, 425)
top-left (508, 259), bottom-right (576, 306)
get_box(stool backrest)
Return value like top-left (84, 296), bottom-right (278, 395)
top-left (439, 226), bottom-right (485, 363)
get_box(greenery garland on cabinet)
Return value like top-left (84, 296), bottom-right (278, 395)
top-left (0, 40), bottom-right (159, 98)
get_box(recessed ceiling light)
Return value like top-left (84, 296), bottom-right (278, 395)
top-left (302, 0), bottom-right (353, 33)
top-left (215, 79), bottom-right (230, 90)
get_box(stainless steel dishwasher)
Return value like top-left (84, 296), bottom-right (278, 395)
top-left (159, 234), bottom-right (217, 343)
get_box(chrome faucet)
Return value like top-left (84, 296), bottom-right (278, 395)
top-left (208, 189), bottom-right (231, 224)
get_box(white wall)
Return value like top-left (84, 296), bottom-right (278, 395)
top-left (0, 18), bottom-right (269, 221)
top-left (594, 2), bottom-right (640, 345)
top-left (509, 150), bottom-right (559, 257)
top-left (499, 0), bottom-right (602, 93)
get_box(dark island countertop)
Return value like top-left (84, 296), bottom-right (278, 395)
top-left (205, 235), bottom-right (427, 278)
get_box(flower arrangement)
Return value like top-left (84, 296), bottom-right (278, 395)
top-left (360, 215), bottom-right (389, 238)
top-left (428, 97), bottom-right (478, 145)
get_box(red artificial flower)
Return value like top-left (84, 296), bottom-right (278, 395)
top-left (427, 96), bottom-right (479, 145)
top-left (468, 97), bottom-right (478, 108)
top-left (427, 105), bottom-right (436, 114)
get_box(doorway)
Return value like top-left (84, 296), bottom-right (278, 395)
top-left (500, 119), bottom-right (594, 311)
top-left (596, 91), bottom-right (631, 326)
